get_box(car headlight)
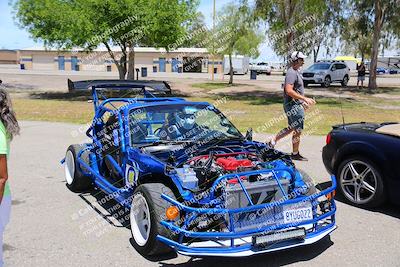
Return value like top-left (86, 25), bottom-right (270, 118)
top-left (316, 72), bottom-right (325, 76)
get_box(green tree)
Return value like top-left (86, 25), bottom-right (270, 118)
top-left (179, 12), bottom-right (209, 48)
top-left (212, 1), bottom-right (263, 84)
top-left (335, 0), bottom-right (375, 62)
top-left (13, 0), bottom-right (198, 79)
top-left (254, 0), bottom-right (335, 63)
top-left (337, 0), bottom-right (400, 89)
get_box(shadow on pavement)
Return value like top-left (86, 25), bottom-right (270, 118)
top-left (128, 238), bottom-right (178, 262)
top-left (317, 181), bottom-right (400, 219)
top-left (78, 189), bottom-right (130, 228)
top-left (159, 236), bottom-right (333, 267)
top-left (78, 189), bottom-right (180, 261)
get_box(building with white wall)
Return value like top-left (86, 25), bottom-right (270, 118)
top-left (17, 46), bottom-right (223, 74)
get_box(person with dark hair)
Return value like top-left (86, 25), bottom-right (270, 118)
top-left (0, 88), bottom-right (19, 267)
top-left (268, 51), bottom-right (315, 161)
top-left (357, 61), bottom-right (366, 88)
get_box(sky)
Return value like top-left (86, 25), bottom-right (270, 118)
top-left (0, 1), bottom-right (397, 62)
top-left (198, 0), bottom-right (278, 61)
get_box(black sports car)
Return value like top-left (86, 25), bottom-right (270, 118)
top-left (322, 122), bottom-right (400, 207)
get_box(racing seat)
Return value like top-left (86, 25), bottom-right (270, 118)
top-left (102, 114), bottom-right (124, 183)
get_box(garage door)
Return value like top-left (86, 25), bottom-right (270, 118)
top-left (32, 55), bottom-right (54, 70)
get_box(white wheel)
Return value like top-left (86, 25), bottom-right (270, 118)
top-left (130, 193), bottom-right (151, 246)
top-left (65, 150), bottom-right (75, 185)
top-left (129, 183), bottom-right (176, 256)
top-left (64, 144), bottom-right (93, 192)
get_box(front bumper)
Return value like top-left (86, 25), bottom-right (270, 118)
top-left (303, 77), bottom-right (324, 84)
top-left (157, 174), bottom-right (337, 257)
top-left (158, 224), bottom-right (336, 257)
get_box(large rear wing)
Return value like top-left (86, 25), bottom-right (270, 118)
top-left (67, 79), bottom-right (173, 111)
top-left (67, 79), bottom-right (172, 95)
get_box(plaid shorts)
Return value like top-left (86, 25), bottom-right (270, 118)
top-left (284, 102), bottom-right (305, 130)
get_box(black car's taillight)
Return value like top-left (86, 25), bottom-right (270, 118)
top-left (326, 133), bottom-right (332, 145)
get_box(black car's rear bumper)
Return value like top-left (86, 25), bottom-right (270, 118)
top-left (322, 145), bottom-right (335, 175)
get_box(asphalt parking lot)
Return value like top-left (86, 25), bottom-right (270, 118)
top-left (4, 121), bottom-right (400, 267)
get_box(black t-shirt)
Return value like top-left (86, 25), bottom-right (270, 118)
top-left (358, 64), bottom-right (366, 76)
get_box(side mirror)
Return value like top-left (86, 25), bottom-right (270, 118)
top-left (331, 66), bottom-right (336, 71)
top-left (245, 128), bottom-right (253, 141)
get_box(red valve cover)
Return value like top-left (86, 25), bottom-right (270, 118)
top-left (216, 157), bottom-right (253, 171)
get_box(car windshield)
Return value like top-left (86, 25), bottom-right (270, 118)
top-left (129, 103), bottom-right (243, 145)
top-left (307, 63), bottom-right (331, 71)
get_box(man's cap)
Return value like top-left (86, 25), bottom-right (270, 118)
top-left (290, 51), bottom-right (307, 61)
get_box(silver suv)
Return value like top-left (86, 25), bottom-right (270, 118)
top-left (302, 61), bottom-right (350, 87)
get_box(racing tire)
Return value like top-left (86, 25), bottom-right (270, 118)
top-left (336, 156), bottom-right (386, 208)
top-left (321, 76), bottom-right (331, 87)
top-left (341, 75), bottom-right (349, 87)
top-left (130, 183), bottom-right (177, 256)
top-left (64, 144), bottom-right (93, 193)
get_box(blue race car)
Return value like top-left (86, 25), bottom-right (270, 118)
top-left (63, 79), bottom-right (337, 257)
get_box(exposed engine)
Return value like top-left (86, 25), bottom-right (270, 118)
top-left (171, 151), bottom-right (297, 232)
top-left (174, 152), bottom-right (281, 191)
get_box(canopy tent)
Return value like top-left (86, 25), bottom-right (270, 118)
top-left (334, 56), bottom-right (362, 64)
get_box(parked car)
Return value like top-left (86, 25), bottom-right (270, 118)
top-left (302, 61), bottom-right (350, 87)
top-left (389, 69), bottom-right (399, 74)
top-left (376, 67), bottom-right (387, 74)
top-left (62, 79), bottom-right (337, 257)
top-left (322, 122), bottom-right (400, 208)
top-left (250, 62), bottom-right (272, 75)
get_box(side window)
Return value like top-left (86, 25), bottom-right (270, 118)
top-left (331, 64), bottom-right (338, 71)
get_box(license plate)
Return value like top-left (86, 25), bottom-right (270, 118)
top-left (283, 202), bottom-right (313, 224)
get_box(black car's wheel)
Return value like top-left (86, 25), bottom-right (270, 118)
top-left (321, 76), bottom-right (331, 87)
top-left (337, 157), bottom-right (386, 208)
top-left (130, 183), bottom-right (177, 256)
top-left (64, 144), bottom-right (93, 192)
top-left (341, 75), bottom-right (349, 87)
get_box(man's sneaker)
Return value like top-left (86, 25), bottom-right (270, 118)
top-left (291, 152), bottom-right (308, 161)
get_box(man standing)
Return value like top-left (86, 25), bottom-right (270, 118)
top-left (357, 61), bottom-right (366, 88)
top-left (268, 51), bottom-right (316, 161)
